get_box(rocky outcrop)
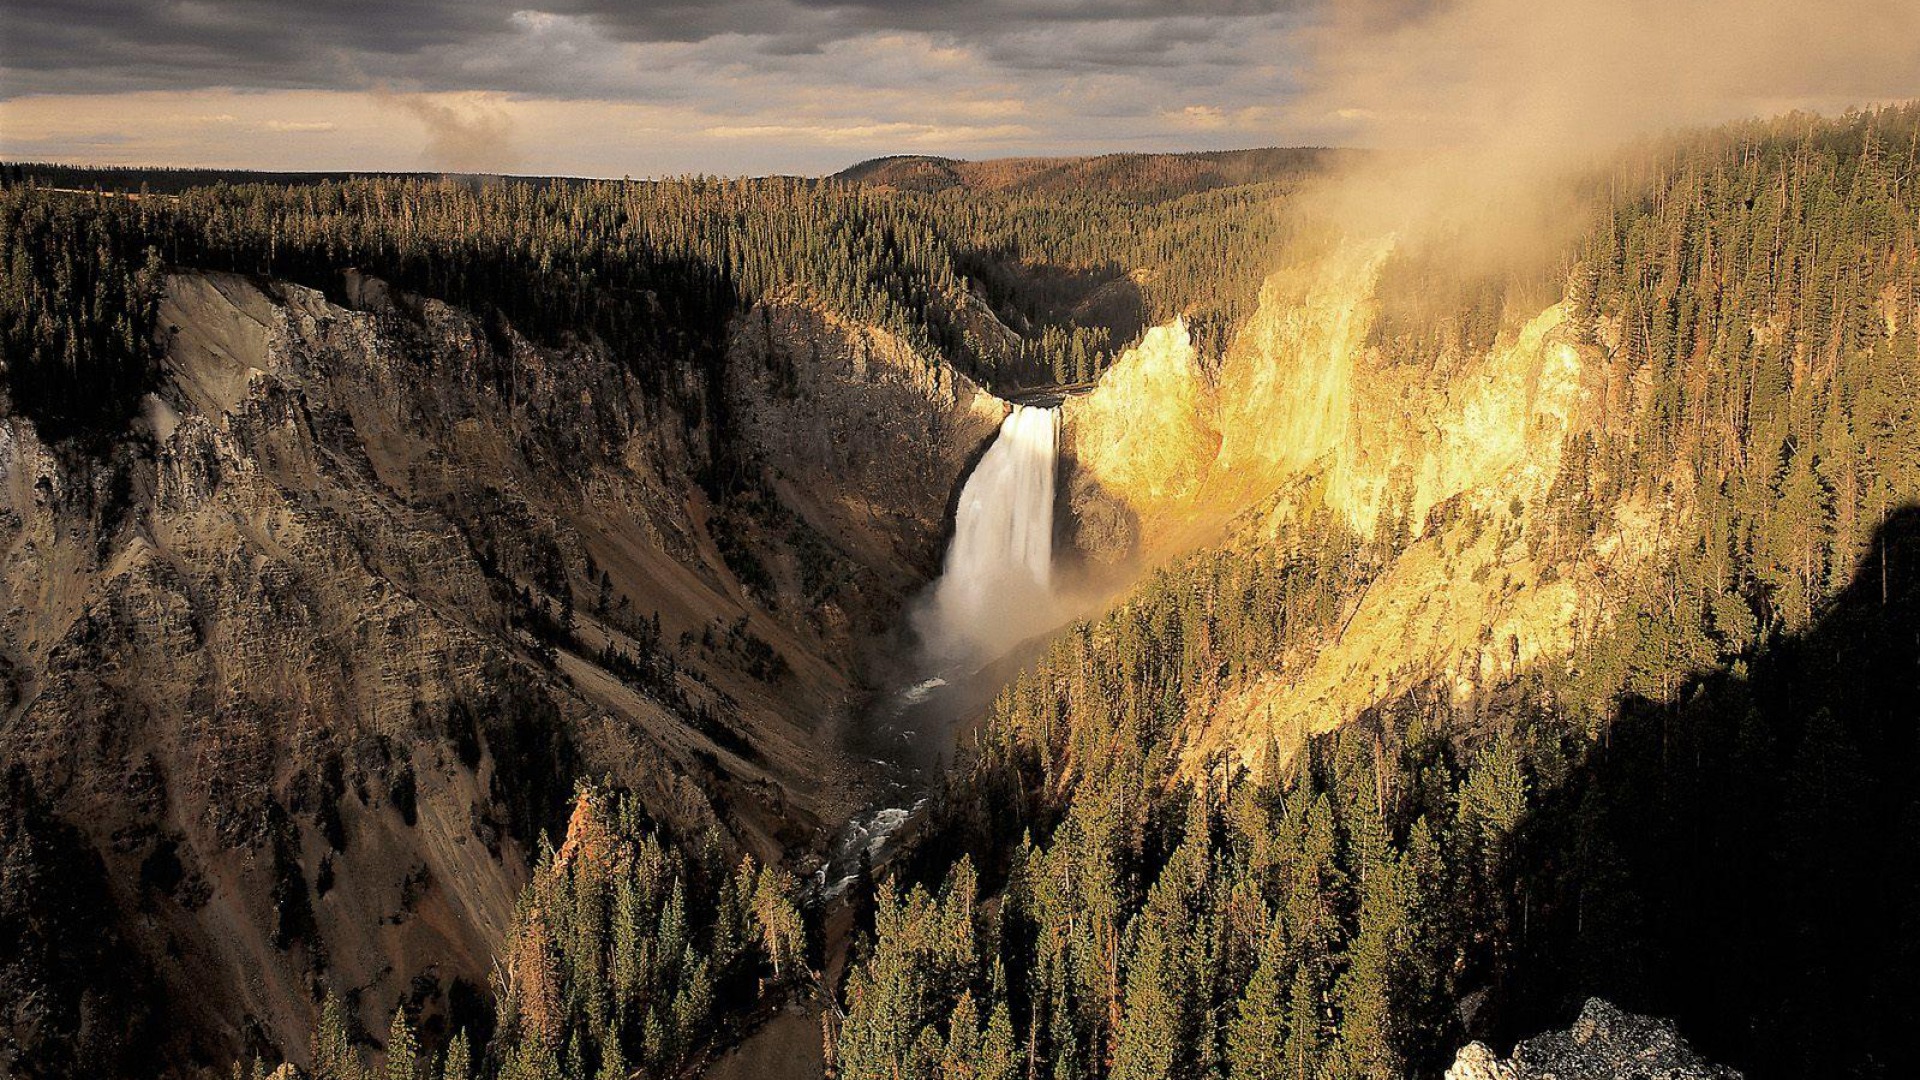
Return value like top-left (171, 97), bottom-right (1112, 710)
top-left (1061, 319), bottom-right (1214, 565)
top-left (726, 295), bottom-right (1005, 585)
top-left (1447, 999), bottom-right (1741, 1080)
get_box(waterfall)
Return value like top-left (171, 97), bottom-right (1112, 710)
top-left (914, 403), bottom-right (1061, 669)
top-left (818, 403), bottom-right (1063, 897)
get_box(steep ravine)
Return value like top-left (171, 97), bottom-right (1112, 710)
top-left (0, 271), bottom-right (1002, 1071)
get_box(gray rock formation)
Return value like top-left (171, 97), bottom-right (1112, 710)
top-left (1447, 999), bottom-right (1741, 1080)
top-left (725, 294), bottom-right (1005, 586)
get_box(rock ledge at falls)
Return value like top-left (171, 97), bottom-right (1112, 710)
top-left (1446, 999), bottom-right (1741, 1080)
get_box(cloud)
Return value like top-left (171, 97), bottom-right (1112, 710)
top-left (702, 120), bottom-right (1034, 144)
top-left (2, 0), bottom-right (1912, 176)
top-left (0, 0), bottom-right (1301, 97)
top-left (0, 0), bottom-right (1316, 176)
top-left (1167, 104), bottom-right (1287, 132)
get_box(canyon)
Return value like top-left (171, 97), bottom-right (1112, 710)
top-left (0, 264), bottom-right (1007, 1068)
top-left (5, 110), bottom-right (1919, 1080)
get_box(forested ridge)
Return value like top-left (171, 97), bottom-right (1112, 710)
top-left (1, 146), bottom-right (1315, 448)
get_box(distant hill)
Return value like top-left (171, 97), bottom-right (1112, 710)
top-left (7, 147), bottom-right (1348, 201)
top-left (0, 162), bottom-right (462, 194)
top-left (833, 146), bottom-right (1348, 198)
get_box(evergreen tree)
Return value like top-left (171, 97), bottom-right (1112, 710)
top-left (311, 994), bottom-right (363, 1080)
top-left (443, 1031), bottom-right (472, 1080)
top-left (1226, 923), bottom-right (1291, 1080)
top-left (385, 1008), bottom-right (419, 1080)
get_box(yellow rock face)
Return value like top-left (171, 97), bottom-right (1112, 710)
top-left (1071, 235), bottom-right (1588, 532)
top-left (1211, 238), bottom-right (1394, 506)
top-left (1062, 319), bottom-right (1216, 527)
top-left (1062, 236), bottom-right (1660, 771)
top-left (1322, 298), bottom-right (1586, 540)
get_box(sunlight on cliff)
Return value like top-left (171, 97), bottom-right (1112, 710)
top-left (1063, 319), bottom-right (1215, 522)
top-left (1063, 232), bottom-right (1661, 772)
top-left (1324, 298), bottom-right (1585, 538)
top-left (1211, 237), bottom-right (1394, 508)
top-left (1070, 234), bottom-right (1587, 542)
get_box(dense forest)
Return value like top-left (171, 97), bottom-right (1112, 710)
top-left (826, 106), bottom-right (1920, 1080)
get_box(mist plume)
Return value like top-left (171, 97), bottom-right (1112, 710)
top-left (1280, 0), bottom-right (1920, 271)
top-left (373, 88), bottom-right (521, 175)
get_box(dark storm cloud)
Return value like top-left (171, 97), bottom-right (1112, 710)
top-left (6, 0), bottom-right (1906, 187)
top-left (0, 0), bottom-right (1305, 98)
top-left (0, 0), bottom-right (504, 94)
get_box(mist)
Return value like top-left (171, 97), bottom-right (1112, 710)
top-left (1279, 0), bottom-right (1920, 275)
top-left (1308, 0), bottom-right (1918, 155)
top-left (373, 89), bottom-right (521, 174)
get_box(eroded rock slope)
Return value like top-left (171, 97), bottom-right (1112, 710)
top-left (0, 270), bottom-right (992, 1071)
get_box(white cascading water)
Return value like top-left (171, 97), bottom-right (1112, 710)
top-left (914, 403), bottom-right (1061, 670)
top-left (818, 403), bottom-right (1064, 898)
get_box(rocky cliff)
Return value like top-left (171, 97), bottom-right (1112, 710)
top-left (0, 270), bottom-right (990, 1073)
top-left (725, 294), bottom-right (1005, 589)
top-left (1061, 319), bottom-right (1215, 564)
top-left (1062, 237), bottom-right (1672, 767)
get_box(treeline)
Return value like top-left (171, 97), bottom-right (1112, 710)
top-left (0, 162), bottom-right (444, 195)
top-left (827, 105), bottom-right (1920, 1080)
top-left (271, 787), bottom-right (807, 1080)
top-left (3, 154), bottom-right (1309, 443)
top-left (0, 180), bottom-right (741, 446)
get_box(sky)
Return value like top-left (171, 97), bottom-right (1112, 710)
top-left (2, 0), bottom-right (1918, 177)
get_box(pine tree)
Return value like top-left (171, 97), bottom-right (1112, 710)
top-left (443, 1031), bottom-right (472, 1080)
top-left (595, 1021), bottom-right (627, 1080)
top-left (751, 865), bottom-right (807, 984)
top-left (1281, 964), bottom-right (1322, 1080)
top-left (942, 990), bottom-right (984, 1079)
top-left (385, 1007), bottom-right (419, 1080)
top-left (980, 995), bottom-right (1021, 1080)
top-left (1227, 922), bottom-right (1291, 1079)
top-left (311, 994), bottom-right (363, 1080)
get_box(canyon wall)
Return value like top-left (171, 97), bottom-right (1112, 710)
top-left (0, 271), bottom-right (990, 1072)
top-left (725, 295), bottom-right (1006, 589)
